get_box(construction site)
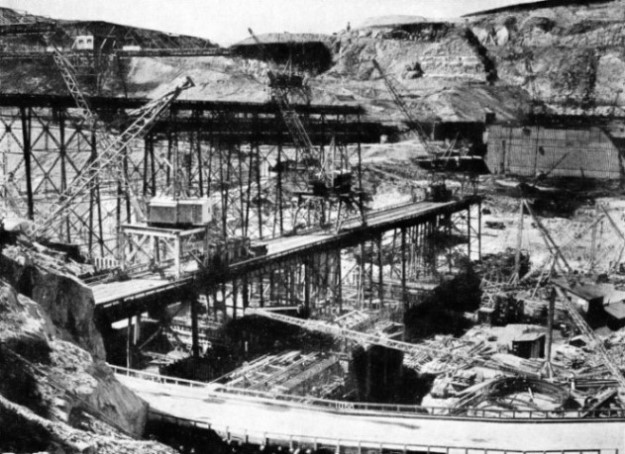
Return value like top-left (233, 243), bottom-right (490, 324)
top-left (4, 1), bottom-right (625, 453)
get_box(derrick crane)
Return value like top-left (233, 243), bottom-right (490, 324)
top-left (248, 28), bottom-right (366, 227)
top-left (372, 59), bottom-right (432, 155)
top-left (51, 46), bottom-right (148, 223)
top-left (372, 59), bottom-right (454, 202)
top-left (25, 76), bottom-right (195, 240)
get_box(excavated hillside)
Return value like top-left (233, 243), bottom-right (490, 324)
top-left (468, 0), bottom-right (625, 113)
top-left (4, 1), bottom-right (625, 126)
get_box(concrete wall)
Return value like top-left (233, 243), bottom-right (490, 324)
top-left (485, 125), bottom-right (622, 179)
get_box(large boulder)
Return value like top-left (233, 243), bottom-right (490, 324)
top-left (0, 279), bottom-right (148, 439)
top-left (0, 248), bottom-right (106, 359)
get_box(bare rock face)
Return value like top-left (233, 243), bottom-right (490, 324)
top-left (0, 279), bottom-right (152, 450)
top-left (468, 0), bottom-right (625, 112)
top-left (0, 391), bottom-right (175, 454)
top-left (0, 249), bottom-right (106, 360)
top-left (45, 339), bottom-right (148, 436)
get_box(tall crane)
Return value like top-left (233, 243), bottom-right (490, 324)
top-left (247, 28), bottom-right (322, 183)
top-left (25, 76), bottom-right (194, 240)
top-left (51, 46), bottom-right (148, 222)
top-left (372, 59), bottom-right (432, 155)
top-left (248, 28), bottom-right (366, 228)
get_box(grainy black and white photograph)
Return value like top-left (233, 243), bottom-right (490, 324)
top-left (0, 0), bottom-right (624, 453)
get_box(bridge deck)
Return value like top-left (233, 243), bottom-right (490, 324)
top-left (92, 198), bottom-right (478, 309)
top-left (115, 371), bottom-right (624, 452)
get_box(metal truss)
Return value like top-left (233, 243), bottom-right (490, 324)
top-left (0, 98), bottom-right (363, 260)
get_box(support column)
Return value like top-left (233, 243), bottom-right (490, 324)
top-left (401, 227), bottom-right (407, 309)
top-left (259, 274), bottom-right (265, 308)
top-left (242, 275), bottom-right (249, 312)
top-left (133, 314), bottom-right (141, 344)
top-left (304, 261), bottom-right (311, 313)
top-left (478, 200), bottom-right (482, 260)
top-left (232, 278), bottom-right (238, 320)
top-left (336, 249), bottom-right (342, 314)
top-left (377, 234), bottom-right (384, 307)
top-left (126, 316), bottom-right (132, 369)
top-left (20, 107), bottom-right (34, 220)
top-left (467, 206), bottom-right (472, 259)
top-left (191, 295), bottom-right (199, 359)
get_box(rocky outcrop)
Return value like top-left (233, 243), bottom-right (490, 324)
top-left (0, 279), bottom-right (164, 452)
top-left (469, 0), bottom-right (625, 111)
top-left (0, 391), bottom-right (175, 454)
top-left (0, 247), bottom-right (106, 359)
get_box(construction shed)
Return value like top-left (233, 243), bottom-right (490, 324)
top-left (485, 125), bottom-right (622, 179)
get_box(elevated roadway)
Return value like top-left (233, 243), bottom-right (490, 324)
top-left (91, 197), bottom-right (479, 317)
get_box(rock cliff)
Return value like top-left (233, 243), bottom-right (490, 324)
top-left (0, 246), bottom-right (105, 360)
top-left (0, 246), bottom-right (172, 451)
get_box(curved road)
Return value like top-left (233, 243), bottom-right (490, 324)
top-left (117, 374), bottom-right (624, 452)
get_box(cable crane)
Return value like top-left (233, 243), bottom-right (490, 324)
top-left (247, 28), bottom-right (367, 229)
top-left (25, 76), bottom-right (195, 240)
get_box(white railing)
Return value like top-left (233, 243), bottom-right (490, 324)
top-left (111, 364), bottom-right (625, 420)
top-left (149, 411), bottom-right (619, 454)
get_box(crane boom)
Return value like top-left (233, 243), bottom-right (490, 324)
top-left (372, 59), bottom-right (431, 154)
top-left (51, 47), bottom-right (150, 222)
top-left (248, 28), bottom-right (325, 184)
top-left (553, 285), bottom-right (625, 392)
top-left (52, 49), bottom-right (99, 127)
top-left (26, 76), bottom-right (194, 239)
